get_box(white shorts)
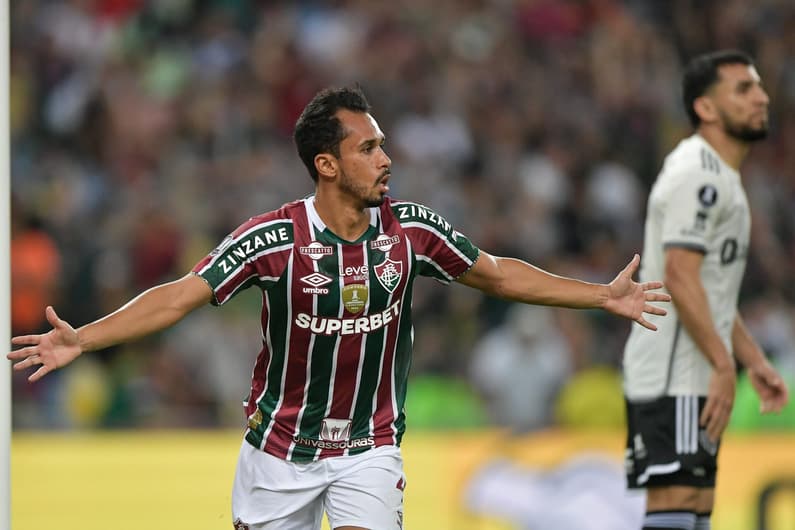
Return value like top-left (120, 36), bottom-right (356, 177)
top-left (231, 440), bottom-right (405, 530)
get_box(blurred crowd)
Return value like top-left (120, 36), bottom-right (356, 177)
top-left (10, 0), bottom-right (795, 431)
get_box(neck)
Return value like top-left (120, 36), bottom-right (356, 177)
top-left (697, 126), bottom-right (751, 172)
top-left (313, 187), bottom-right (371, 241)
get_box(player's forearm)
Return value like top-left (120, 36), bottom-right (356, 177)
top-left (77, 275), bottom-right (210, 352)
top-left (666, 271), bottom-right (733, 371)
top-left (732, 315), bottom-right (767, 370)
top-left (488, 258), bottom-right (608, 309)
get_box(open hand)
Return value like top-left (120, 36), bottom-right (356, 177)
top-left (748, 360), bottom-right (789, 414)
top-left (7, 306), bottom-right (82, 382)
top-left (604, 254), bottom-right (671, 331)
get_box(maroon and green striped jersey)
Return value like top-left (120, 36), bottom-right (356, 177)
top-left (192, 196), bottom-right (480, 462)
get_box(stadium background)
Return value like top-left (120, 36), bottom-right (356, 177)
top-left (9, 0), bottom-right (795, 529)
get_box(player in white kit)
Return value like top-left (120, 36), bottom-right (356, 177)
top-left (622, 50), bottom-right (789, 530)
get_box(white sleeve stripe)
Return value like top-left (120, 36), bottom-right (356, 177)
top-left (215, 269), bottom-right (281, 300)
top-left (416, 255), bottom-right (453, 281)
top-left (401, 221), bottom-right (476, 265)
top-left (211, 246), bottom-right (291, 301)
top-left (217, 273), bottom-right (257, 302)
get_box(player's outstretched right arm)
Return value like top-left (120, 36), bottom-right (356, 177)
top-left (7, 273), bottom-right (213, 382)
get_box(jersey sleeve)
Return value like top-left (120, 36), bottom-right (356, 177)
top-left (191, 215), bottom-right (294, 305)
top-left (392, 201), bottom-right (480, 283)
top-left (659, 162), bottom-right (727, 253)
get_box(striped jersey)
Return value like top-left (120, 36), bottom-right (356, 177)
top-left (192, 196), bottom-right (480, 462)
top-left (623, 134), bottom-right (750, 399)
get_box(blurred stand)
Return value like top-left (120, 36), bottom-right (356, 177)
top-left (8, 1), bottom-right (795, 432)
top-left (469, 305), bottom-right (576, 432)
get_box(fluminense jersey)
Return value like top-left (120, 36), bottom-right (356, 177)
top-left (192, 196), bottom-right (480, 462)
top-left (623, 134), bottom-right (750, 399)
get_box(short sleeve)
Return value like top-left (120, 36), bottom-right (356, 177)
top-left (192, 217), bottom-right (294, 305)
top-left (659, 168), bottom-right (725, 253)
top-left (391, 201), bottom-right (480, 283)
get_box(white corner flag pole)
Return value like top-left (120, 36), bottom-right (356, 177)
top-left (1, 0), bottom-right (11, 526)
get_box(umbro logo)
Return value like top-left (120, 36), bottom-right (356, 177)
top-left (300, 273), bottom-right (333, 287)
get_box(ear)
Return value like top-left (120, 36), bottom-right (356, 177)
top-left (693, 96), bottom-right (717, 124)
top-left (314, 153), bottom-right (338, 181)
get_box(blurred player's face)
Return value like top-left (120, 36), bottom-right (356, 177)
top-left (708, 63), bottom-right (770, 142)
top-left (335, 110), bottom-right (392, 208)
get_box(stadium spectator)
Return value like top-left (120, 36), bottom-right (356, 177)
top-left (9, 0), bottom-right (795, 432)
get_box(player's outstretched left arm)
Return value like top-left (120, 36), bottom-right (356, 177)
top-left (8, 273), bottom-right (213, 382)
top-left (8, 306), bottom-right (81, 382)
top-left (458, 252), bottom-right (670, 330)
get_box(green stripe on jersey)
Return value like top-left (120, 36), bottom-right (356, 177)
top-left (290, 242), bottom-right (343, 461)
top-left (247, 272), bottom-right (293, 449)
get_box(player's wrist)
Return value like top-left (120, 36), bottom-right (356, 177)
top-left (712, 359), bottom-right (736, 374)
top-left (75, 326), bottom-right (92, 354)
top-left (597, 283), bottom-right (610, 309)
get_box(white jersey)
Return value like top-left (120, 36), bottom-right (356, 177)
top-left (623, 134), bottom-right (750, 399)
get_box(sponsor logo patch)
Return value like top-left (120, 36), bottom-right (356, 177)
top-left (339, 264), bottom-right (368, 281)
top-left (300, 272), bottom-right (333, 287)
top-left (320, 418), bottom-right (352, 442)
top-left (342, 284), bottom-right (368, 314)
top-left (233, 518), bottom-right (250, 530)
top-left (370, 234), bottom-right (400, 252)
top-left (300, 272), bottom-right (333, 295)
top-left (292, 434), bottom-right (375, 450)
top-left (698, 184), bottom-right (718, 207)
top-left (299, 241), bottom-right (333, 260)
top-left (247, 409), bottom-right (263, 430)
top-left (294, 300), bottom-right (401, 335)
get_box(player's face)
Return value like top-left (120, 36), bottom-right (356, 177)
top-left (709, 63), bottom-right (770, 142)
top-left (335, 110), bottom-right (392, 208)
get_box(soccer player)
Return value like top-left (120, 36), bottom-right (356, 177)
top-left (9, 86), bottom-right (670, 530)
top-left (621, 50), bottom-right (789, 530)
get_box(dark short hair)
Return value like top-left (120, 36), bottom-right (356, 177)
top-left (682, 49), bottom-right (754, 127)
top-left (293, 86), bottom-right (371, 182)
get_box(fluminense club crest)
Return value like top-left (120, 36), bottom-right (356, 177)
top-left (374, 258), bottom-right (402, 293)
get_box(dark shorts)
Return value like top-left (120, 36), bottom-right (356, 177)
top-left (624, 395), bottom-right (720, 489)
